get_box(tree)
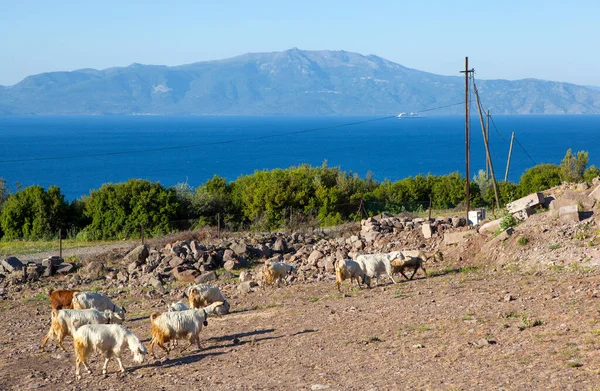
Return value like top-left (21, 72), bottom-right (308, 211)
top-left (82, 179), bottom-right (180, 240)
top-left (0, 185), bottom-right (69, 240)
top-left (584, 165), bottom-right (600, 182)
top-left (518, 164), bottom-right (562, 195)
top-left (559, 149), bottom-right (588, 183)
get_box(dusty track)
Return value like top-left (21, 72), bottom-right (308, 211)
top-left (1, 265), bottom-right (600, 391)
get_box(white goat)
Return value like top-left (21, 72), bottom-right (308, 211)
top-left (355, 252), bottom-right (399, 287)
top-left (72, 292), bottom-right (126, 321)
top-left (169, 300), bottom-right (189, 312)
top-left (335, 259), bottom-right (366, 292)
top-left (149, 302), bottom-right (222, 357)
top-left (187, 284), bottom-right (230, 316)
top-left (262, 261), bottom-right (295, 289)
top-left (41, 308), bottom-right (121, 352)
top-left (73, 324), bottom-right (147, 380)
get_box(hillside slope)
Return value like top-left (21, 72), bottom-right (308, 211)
top-left (2, 48), bottom-right (600, 115)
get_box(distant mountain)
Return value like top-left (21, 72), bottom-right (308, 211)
top-left (2, 48), bottom-right (600, 115)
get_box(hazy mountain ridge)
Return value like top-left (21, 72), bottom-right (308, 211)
top-left (1, 48), bottom-right (600, 115)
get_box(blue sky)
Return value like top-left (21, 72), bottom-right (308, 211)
top-left (1, 0), bottom-right (599, 86)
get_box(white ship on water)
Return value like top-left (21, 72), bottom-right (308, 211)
top-left (397, 112), bottom-right (422, 118)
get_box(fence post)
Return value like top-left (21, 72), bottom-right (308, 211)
top-left (141, 224), bottom-right (145, 245)
top-left (59, 229), bottom-right (62, 259)
top-left (217, 213), bottom-right (221, 239)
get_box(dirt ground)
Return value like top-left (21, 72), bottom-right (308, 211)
top-left (2, 264), bottom-right (600, 391)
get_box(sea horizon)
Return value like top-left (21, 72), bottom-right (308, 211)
top-left (1, 115), bottom-right (598, 201)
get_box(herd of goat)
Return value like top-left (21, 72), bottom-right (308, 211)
top-left (40, 249), bottom-right (442, 379)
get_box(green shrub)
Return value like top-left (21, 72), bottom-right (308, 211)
top-left (583, 165), bottom-right (600, 182)
top-left (0, 185), bottom-right (69, 240)
top-left (518, 164), bottom-right (562, 196)
top-left (82, 179), bottom-right (181, 240)
top-left (560, 149), bottom-right (588, 183)
top-left (517, 237), bottom-right (529, 246)
top-left (500, 212), bottom-right (518, 231)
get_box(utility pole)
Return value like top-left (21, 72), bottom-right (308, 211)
top-left (460, 57), bottom-right (474, 224)
top-left (486, 110), bottom-right (490, 179)
top-left (473, 82), bottom-right (500, 207)
top-left (505, 132), bottom-right (515, 182)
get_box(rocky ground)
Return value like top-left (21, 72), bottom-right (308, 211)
top-left (1, 183), bottom-right (600, 390)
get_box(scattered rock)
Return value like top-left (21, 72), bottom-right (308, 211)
top-left (124, 244), bottom-right (149, 264)
top-left (1, 257), bottom-right (24, 273)
top-left (195, 271), bottom-right (217, 283)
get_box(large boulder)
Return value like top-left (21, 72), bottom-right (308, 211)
top-left (231, 242), bottom-right (251, 258)
top-left (169, 256), bottom-right (186, 269)
top-left (1, 257), bottom-right (24, 273)
top-left (272, 237), bottom-right (288, 253)
top-left (124, 245), bottom-right (149, 265)
top-left (444, 231), bottom-right (470, 245)
top-left (56, 263), bottom-right (76, 275)
top-left (478, 218), bottom-right (502, 236)
top-left (549, 199), bottom-right (579, 217)
top-left (422, 223), bottom-right (432, 239)
top-left (561, 189), bottom-right (596, 210)
top-left (307, 250), bottom-right (324, 267)
top-left (25, 262), bottom-right (42, 281)
top-left (559, 205), bottom-right (580, 223)
top-left (172, 267), bottom-right (199, 283)
top-left (195, 271), bottom-right (217, 283)
top-left (79, 260), bottom-right (106, 280)
top-left (506, 192), bottom-right (545, 215)
top-left (589, 184), bottom-right (600, 201)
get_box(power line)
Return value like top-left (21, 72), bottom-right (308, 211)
top-left (471, 75), bottom-right (537, 167)
top-left (513, 137), bottom-right (537, 165)
top-left (415, 101), bottom-right (464, 113)
top-left (0, 116), bottom-right (396, 164)
top-left (0, 102), bottom-right (467, 164)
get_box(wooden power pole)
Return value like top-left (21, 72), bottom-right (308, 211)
top-left (473, 82), bottom-right (500, 207)
top-left (485, 110), bottom-right (490, 179)
top-left (460, 57), bottom-right (474, 223)
top-left (505, 132), bottom-right (515, 182)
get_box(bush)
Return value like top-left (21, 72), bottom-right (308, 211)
top-left (518, 164), bottom-right (562, 196)
top-left (0, 185), bottom-right (69, 240)
top-left (584, 165), bottom-right (600, 182)
top-left (517, 236), bottom-right (529, 246)
top-left (500, 212), bottom-right (518, 231)
top-left (82, 179), bottom-right (181, 240)
top-left (559, 149), bottom-right (588, 183)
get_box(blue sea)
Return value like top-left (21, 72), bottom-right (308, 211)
top-left (0, 115), bottom-right (599, 201)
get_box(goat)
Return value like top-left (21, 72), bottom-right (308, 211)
top-left (401, 249), bottom-right (444, 263)
top-left (73, 324), bottom-right (147, 380)
top-left (391, 256), bottom-right (427, 280)
top-left (355, 252), bottom-right (398, 287)
top-left (169, 300), bottom-right (189, 312)
top-left (335, 259), bottom-right (366, 292)
top-left (41, 308), bottom-right (121, 352)
top-left (48, 289), bottom-right (80, 310)
top-left (72, 292), bottom-right (126, 321)
top-left (149, 302), bottom-right (222, 358)
top-left (262, 262), bottom-right (295, 289)
top-left (187, 284), bottom-right (230, 316)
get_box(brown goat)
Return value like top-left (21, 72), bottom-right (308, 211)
top-left (49, 289), bottom-right (80, 310)
top-left (391, 256), bottom-right (427, 280)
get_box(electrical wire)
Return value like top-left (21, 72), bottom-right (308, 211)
top-left (0, 101), bottom-right (468, 164)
